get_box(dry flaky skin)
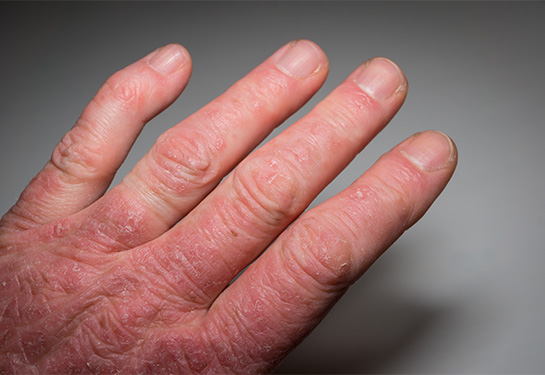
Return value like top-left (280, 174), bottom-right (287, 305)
top-left (0, 41), bottom-right (456, 374)
top-left (0, 217), bottom-right (259, 374)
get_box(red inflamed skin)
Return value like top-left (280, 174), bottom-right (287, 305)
top-left (0, 40), bottom-right (456, 374)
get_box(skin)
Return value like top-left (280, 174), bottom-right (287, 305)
top-left (0, 40), bottom-right (457, 374)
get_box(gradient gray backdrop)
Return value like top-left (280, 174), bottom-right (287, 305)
top-left (1, 2), bottom-right (544, 374)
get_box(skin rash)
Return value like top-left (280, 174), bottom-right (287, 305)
top-left (0, 40), bottom-right (456, 373)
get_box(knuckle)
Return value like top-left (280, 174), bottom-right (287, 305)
top-left (50, 124), bottom-right (106, 180)
top-left (281, 216), bottom-right (356, 292)
top-left (310, 86), bottom-right (383, 146)
top-left (101, 71), bottom-right (148, 113)
top-left (148, 129), bottom-right (219, 195)
top-left (228, 69), bottom-right (288, 116)
top-left (232, 150), bottom-right (304, 227)
top-left (81, 189), bottom-right (154, 251)
top-left (316, 102), bottom-right (365, 141)
top-left (203, 69), bottom-right (289, 129)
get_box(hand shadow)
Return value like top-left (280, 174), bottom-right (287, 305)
top-left (274, 242), bottom-right (457, 374)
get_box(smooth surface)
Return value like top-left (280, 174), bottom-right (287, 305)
top-left (1, 2), bottom-right (544, 373)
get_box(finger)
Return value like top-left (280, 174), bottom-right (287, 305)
top-left (143, 58), bottom-right (407, 304)
top-left (3, 44), bottom-right (192, 230)
top-left (206, 131), bottom-right (457, 371)
top-left (87, 40), bottom-right (329, 248)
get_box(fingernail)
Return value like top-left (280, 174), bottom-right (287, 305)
top-left (149, 44), bottom-right (187, 74)
top-left (275, 40), bottom-right (325, 78)
top-left (401, 131), bottom-right (457, 171)
top-left (354, 58), bottom-right (406, 100)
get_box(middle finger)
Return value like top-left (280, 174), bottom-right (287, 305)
top-left (75, 40), bottom-right (328, 250)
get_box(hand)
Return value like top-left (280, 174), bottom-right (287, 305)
top-left (0, 40), bottom-right (456, 373)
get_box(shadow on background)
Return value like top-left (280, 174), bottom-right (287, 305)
top-left (274, 243), bottom-right (457, 374)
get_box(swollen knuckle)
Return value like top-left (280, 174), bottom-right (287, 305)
top-left (50, 125), bottom-right (105, 180)
top-left (281, 216), bottom-right (356, 291)
top-left (232, 152), bottom-right (303, 226)
top-left (102, 72), bottom-right (147, 113)
top-left (149, 130), bottom-right (219, 194)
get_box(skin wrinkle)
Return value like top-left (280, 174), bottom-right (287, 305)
top-left (310, 91), bottom-right (375, 150)
top-left (251, 275), bottom-right (304, 333)
top-left (231, 149), bottom-right (305, 229)
top-left (341, 183), bottom-right (399, 259)
top-left (33, 283), bottom-right (149, 372)
top-left (85, 304), bottom-right (140, 352)
top-left (0, 37), bottom-right (457, 373)
top-left (246, 267), bottom-right (307, 329)
top-left (230, 171), bottom-right (285, 229)
top-left (51, 121), bottom-right (108, 182)
top-left (139, 288), bottom-right (200, 329)
top-left (192, 237), bottom-right (239, 297)
top-left (8, 209), bottom-right (42, 231)
top-left (195, 200), bottom-right (274, 290)
top-left (272, 143), bottom-right (315, 182)
top-left (80, 194), bottom-right (152, 252)
top-left (128, 254), bottom-right (196, 326)
top-left (38, 335), bottom-right (87, 374)
top-left (209, 196), bottom-right (263, 250)
top-left (226, 66), bottom-right (291, 126)
top-left (107, 77), bottom-right (142, 114)
top-left (136, 241), bottom-right (215, 309)
top-left (138, 330), bottom-right (193, 374)
top-left (157, 129), bottom-right (218, 183)
top-left (206, 307), bottom-right (264, 372)
top-left (212, 283), bottom-right (297, 372)
top-left (320, 79), bottom-right (385, 133)
top-left (222, 261), bottom-right (346, 373)
top-left (224, 175), bottom-right (279, 238)
top-left (4, 254), bottom-right (129, 367)
top-left (5, 172), bottom-right (66, 228)
top-left (82, 292), bottom-right (196, 372)
top-left (199, 319), bottom-right (234, 374)
top-left (188, 329), bottom-right (234, 375)
top-left (33, 294), bottom-right (103, 355)
top-left (11, 304), bottom-right (87, 367)
top-left (280, 218), bottom-right (356, 293)
top-left (217, 191), bottom-right (276, 246)
top-left (139, 63), bottom-right (284, 212)
top-left (320, 204), bottom-right (364, 252)
top-left (96, 71), bottom-right (152, 123)
top-left (365, 161), bottom-right (421, 229)
top-left (130, 127), bottom-right (223, 222)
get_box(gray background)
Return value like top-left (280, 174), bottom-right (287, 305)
top-left (1, 2), bottom-right (544, 374)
